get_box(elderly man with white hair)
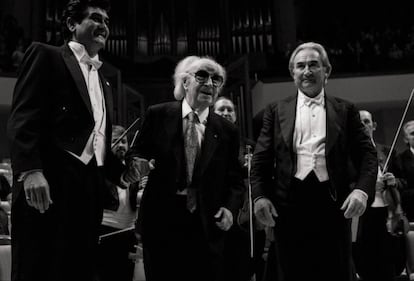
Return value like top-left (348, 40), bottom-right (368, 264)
top-left (126, 55), bottom-right (244, 281)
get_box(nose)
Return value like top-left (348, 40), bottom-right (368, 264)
top-left (204, 76), bottom-right (214, 86)
top-left (223, 109), bottom-right (231, 116)
top-left (303, 65), bottom-right (312, 75)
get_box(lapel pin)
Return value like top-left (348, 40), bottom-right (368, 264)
top-left (105, 81), bottom-right (110, 86)
top-left (214, 134), bottom-right (218, 139)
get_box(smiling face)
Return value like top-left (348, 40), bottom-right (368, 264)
top-left (291, 48), bottom-right (328, 98)
top-left (68, 7), bottom-right (109, 57)
top-left (184, 61), bottom-right (224, 111)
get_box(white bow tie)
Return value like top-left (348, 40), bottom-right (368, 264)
top-left (304, 96), bottom-right (324, 106)
top-left (80, 54), bottom-right (102, 70)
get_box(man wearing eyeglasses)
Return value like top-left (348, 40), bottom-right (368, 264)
top-left (126, 55), bottom-right (244, 281)
top-left (7, 1), bottom-right (138, 281)
top-left (251, 42), bottom-right (378, 281)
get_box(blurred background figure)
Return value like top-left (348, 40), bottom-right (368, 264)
top-left (353, 110), bottom-right (405, 281)
top-left (214, 96), bottom-right (266, 281)
top-left (98, 125), bottom-right (140, 281)
top-left (396, 120), bottom-right (414, 222)
top-left (0, 173), bottom-right (11, 235)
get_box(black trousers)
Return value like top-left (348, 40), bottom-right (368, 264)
top-left (12, 153), bottom-right (105, 281)
top-left (353, 206), bottom-right (405, 281)
top-left (272, 173), bottom-right (354, 281)
top-left (142, 195), bottom-right (224, 281)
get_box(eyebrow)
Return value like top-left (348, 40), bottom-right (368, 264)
top-left (90, 12), bottom-right (109, 21)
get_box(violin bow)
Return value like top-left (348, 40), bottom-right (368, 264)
top-left (111, 117), bottom-right (141, 149)
top-left (382, 88), bottom-right (414, 174)
top-left (246, 144), bottom-right (254, 259)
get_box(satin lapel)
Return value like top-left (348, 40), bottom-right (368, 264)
top-left (325, 96), bottom-right (342, 154)
top-left (61, 44), bottom-right (93, 116)
top-left (279, 96), bottom-right (297, 150)
top-left (99, 72), bottom-right (113, 122)
top-left (164, 103), bottom-right (184, 167)
top-left (194, 113), bottom-right (219, 178)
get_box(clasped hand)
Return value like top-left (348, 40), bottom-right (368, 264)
top-left (378, 172), bottom-right (396, 188)
top-left (124, 157), bottom-right (155, 183)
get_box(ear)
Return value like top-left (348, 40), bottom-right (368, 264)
top-left (66, 18), bottom-right (76, 33)
top-left (183, 77), bottom-right (190, 90)
top-left (373, 121), bottom-right (377, 131)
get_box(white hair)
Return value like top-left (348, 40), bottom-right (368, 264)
top-left (172, 55), bottom-right (227, 100)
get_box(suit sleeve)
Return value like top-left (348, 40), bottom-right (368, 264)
top-left (348, 103), bottom-right (378, 203)
top-left (224, 126), bottom-right (246, 217)
top-left (250, 103), bottom-right (276, 201)
top-left (7, 43), bottom-right (51, 175)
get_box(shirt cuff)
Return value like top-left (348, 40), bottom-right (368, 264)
top-left (17, 169), bottom-right (43, 182)
top-left (352, 189), bottom-right (368, 201)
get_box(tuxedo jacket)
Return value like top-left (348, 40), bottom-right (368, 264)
top-left (251, 94), bottom-right (378, 208)
top-left (129, 101), bottom-right (245, 239)
top-left (7, 42), bottom-right (125, 202)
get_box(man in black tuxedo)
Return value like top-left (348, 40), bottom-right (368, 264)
top-left (7, 1), bottom-right (138, 280)
top-left (251, 42), bottom-right (378, 281)
top-left (128, 56), bottom-right (244, 281)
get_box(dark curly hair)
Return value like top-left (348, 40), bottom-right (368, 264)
top-left (61, 0), bottom-right (110, 41)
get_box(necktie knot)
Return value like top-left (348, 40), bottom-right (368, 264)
top-left (80, 54), bottom-right (103, 70)
top-left (187, 111), bottom-right (198, 123)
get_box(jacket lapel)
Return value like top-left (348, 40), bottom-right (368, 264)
top-left (99, 72), bottom-right (113, 122)
top-left (279, 95), bottom-right (297, 150)
top-left (61, 44), bottom-right (93, 116)
top-left (164, 102), bottom-right (185, 169)
top-left (194, 112), bottom-right (219, 179)
top-left (325, 95), bottom-right (342, 154)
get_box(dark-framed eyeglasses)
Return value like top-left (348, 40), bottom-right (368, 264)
top-left (189, 70), bottom-right (224, 88)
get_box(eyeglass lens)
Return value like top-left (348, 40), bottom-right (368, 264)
top-left (194, 70), bottom-right (223, 87)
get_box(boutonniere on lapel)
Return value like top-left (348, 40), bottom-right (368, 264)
top-left (105, 81), bottom-right (110, 87)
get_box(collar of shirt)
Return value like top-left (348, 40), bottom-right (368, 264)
top-left (182, 98), bottom-right (208, 125)
top-left (410, 146), bottom-right (414, 156)
top-left (68, 41), bottom-right (102, 69)
top-left (297, 89), bottom-right (325, 108)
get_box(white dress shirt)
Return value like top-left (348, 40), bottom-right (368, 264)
top-left (293, 89), bottom-right (329, 182)
top-left (67, 41), bottom-right (107, 166)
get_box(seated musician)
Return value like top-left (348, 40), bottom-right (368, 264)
top-left (98, 125), bottom-right (140, 281)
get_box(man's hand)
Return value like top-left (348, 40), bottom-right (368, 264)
top-left (380, 172), bottom-right (396, 187)
top-left (340, 189), bottom-right (367, 218)
top-left (124, 158), bottom-right (155, 183)
top-left (23, 171), bottom-right (53, 213)
top-left (254, 198), bottom-right (278, 227)
top-left (215, 207), bottom-right (233, 231)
